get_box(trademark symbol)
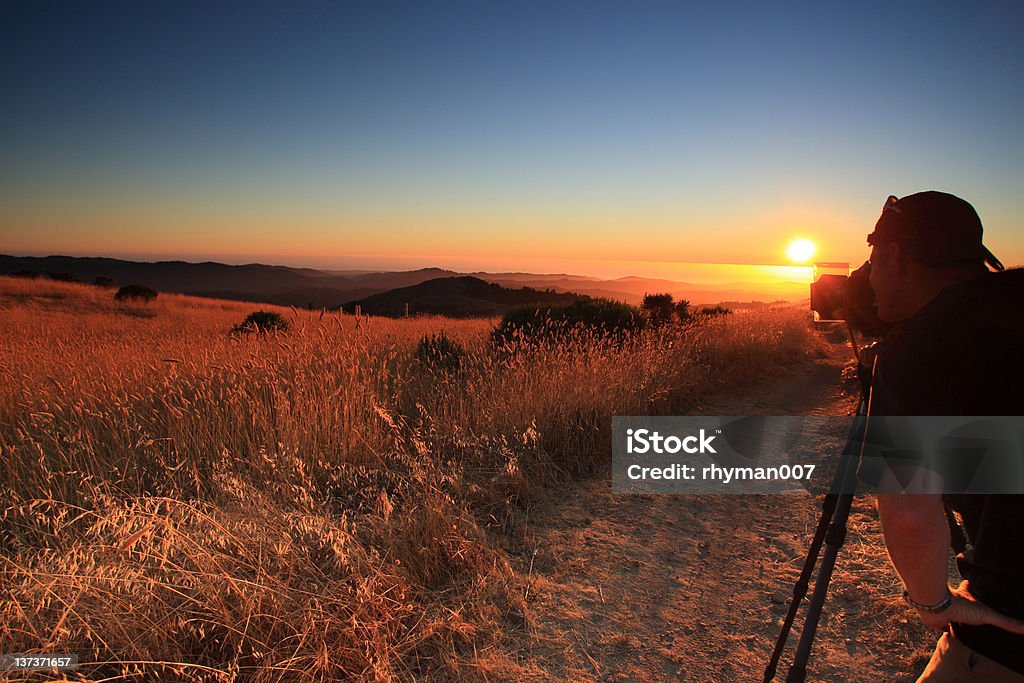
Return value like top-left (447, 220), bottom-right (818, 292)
top-left (716, 429), bottom-right (722, 434)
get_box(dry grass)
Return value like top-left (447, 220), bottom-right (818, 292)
top-left (0, 276), bottom-right (824, 681)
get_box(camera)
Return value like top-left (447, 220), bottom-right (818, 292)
top-left (810, 260), bottom-right (890, 337)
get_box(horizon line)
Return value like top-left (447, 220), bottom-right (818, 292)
top-left (0, 250), bottom-right (820, 286)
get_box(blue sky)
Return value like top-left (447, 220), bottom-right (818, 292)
top-left (2, 1), bottom-right (1022, 278)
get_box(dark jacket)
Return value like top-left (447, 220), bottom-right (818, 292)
top-left (869, 268), bottom-right (1024, 674)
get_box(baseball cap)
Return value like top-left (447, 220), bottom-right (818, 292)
top-left (867, 191), bottom-right (1004, 271)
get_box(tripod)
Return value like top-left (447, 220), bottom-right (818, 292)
top-left (763, 332), bottom-right (878, 683)
top-left (762, 389), bottom-right (869, 682)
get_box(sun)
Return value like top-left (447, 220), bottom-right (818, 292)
top-left (786, 238), bottom-right (817, 264)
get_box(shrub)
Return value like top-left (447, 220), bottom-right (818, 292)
top-left (94, 276), bottom-right (117, 288)
top-left (697, 305), bottom-right (732, 318)
top-left (492, 298), bottom-right (645, 345)
top-left (641, 293), bottom-right (675, 325)
top-left (47, 272), bottom-right (78, 283)
top-left (114, 284), bottom-right (158, 302)
top-left (415, 332), bottom-right (465, 373)
top-left (674, 299), bottom-right (692, 322)
top-left (233, 310), bottom-right (290, 334)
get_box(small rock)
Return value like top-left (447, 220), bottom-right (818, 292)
top-left (770, 591), bottom-right (788, 604)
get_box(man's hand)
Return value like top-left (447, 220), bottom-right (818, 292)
top-left (916, 580), bottom-right (1024, 634)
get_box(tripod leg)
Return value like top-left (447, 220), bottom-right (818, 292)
top-left (765, 404), bottom-right (868, 682)
top-left (784, 414), bottom-right (865, 683)
top-left (763, 495), bottom-right (835, 681)
top-left (784, 490), bottom-right (855, 682)
top-left (763, 465), bottom-right (847, 681)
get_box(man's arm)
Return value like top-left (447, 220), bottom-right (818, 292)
top-left (876, 493), bottom-right (1024, 633)
top-left (876, 494), bottom-right (950, 605)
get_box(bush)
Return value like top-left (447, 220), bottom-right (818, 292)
top-left (697, 305), bottom-right (732, 318)
top-left (492, 298), bottom-right (645, 345)
top-left (114, 285), bottom-right (158, 302)
top-left (47, 272), bottom-right (78, 283)
top-left (94, 276), bottom-right (117, 288)
top-left (674, 299), bottom-right (692, 322)
top-left (415, 332), bottom-right (465, 373)
top-left (641, 293), bottom-right (675, 325)
top-left (234, 310), bottom-right (290, 334)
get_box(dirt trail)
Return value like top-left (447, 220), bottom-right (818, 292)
top-left (506, 340), bottom-right (934, 682)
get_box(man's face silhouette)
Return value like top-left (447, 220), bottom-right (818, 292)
top-left (868, 242), bottom-right (912, 323)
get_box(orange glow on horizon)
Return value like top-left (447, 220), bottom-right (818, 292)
top-left (0, 198), bottom-right (861, 285)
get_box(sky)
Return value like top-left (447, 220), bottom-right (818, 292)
top-left (2, 1), bottom-right (1022, 282)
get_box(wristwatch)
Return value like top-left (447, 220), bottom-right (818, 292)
top-left (902, 588), bottom-right (953, 614)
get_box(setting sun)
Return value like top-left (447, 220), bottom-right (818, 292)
top-left (786, 238), bottom-right (817, 263)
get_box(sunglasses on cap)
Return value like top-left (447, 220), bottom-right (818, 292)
top-left (866, 196), bottom-right (907, 246)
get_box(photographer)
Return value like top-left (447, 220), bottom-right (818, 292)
top-left (865, 191), bottom-right (1024, 681)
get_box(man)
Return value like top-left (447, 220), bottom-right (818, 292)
top-left (865, 191), bottom-right (1024, 681)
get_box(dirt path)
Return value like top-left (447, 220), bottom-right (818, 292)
top-left (505, 340), bottom-right (934, 682)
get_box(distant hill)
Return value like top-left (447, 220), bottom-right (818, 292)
top-left (0, 254), bottom-right (331, 293)
top-left (0, 255), bottom-right (456, 309)
top-left (0, 254), bottom-right (809, 312)
top-left (343, 276), bottom-right (585, 317)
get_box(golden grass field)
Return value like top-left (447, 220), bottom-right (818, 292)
top-left (0, 275), bottom-right (828, 682)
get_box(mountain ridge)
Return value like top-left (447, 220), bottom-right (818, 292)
top-left (0, 254), bottom-right (808, 310)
